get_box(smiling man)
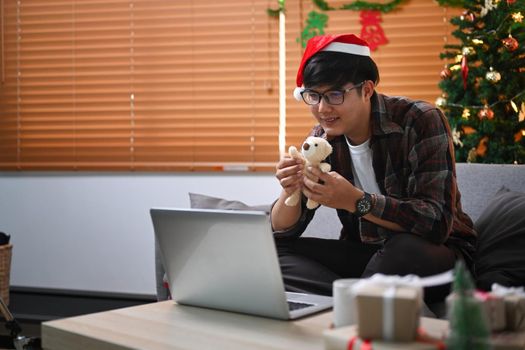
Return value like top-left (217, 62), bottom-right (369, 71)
top-left (271, 34), bottom-right (476, 305)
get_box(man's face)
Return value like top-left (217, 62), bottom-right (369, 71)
top-left (306, 81), bottom-right (372, 142)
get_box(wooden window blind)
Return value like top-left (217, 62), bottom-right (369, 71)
top-left (0, 0), bottom-right (280, 171)
top-left (0, 0), bottom-right (458, 171)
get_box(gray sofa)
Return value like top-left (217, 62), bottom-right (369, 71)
top-left (155, 163), bottom-right (525, 301)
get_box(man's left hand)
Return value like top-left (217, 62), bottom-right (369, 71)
top-left (302, 166), bottom-right (362, 212)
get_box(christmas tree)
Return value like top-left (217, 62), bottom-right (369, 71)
top-left (447, 260), bottom-right (492, 350)
top-left (436, 0), bottom-right (525, 164)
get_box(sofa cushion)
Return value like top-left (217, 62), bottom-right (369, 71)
top-left (474, 187), bottom-right (525, 290)
top-left (189, 192), bottom-right (271, 213)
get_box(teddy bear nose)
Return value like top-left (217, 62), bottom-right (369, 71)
top-left (302, 143), bottom-right (310, 151)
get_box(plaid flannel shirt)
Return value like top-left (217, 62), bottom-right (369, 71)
top-left (274, 92), bottom-right (476, 254)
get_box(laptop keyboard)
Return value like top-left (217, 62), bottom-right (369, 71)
top-left (287, 301), bottom-right (314, 311)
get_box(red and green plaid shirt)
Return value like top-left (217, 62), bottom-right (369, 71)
top-left (276, 92), bottom-right (476, 255)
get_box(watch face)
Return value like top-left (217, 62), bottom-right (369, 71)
top-left (356, 193), bottom-right (373, 216)
top-left (357, 200), bottom-right (371, 213)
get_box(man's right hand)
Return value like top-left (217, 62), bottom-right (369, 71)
top-left (275, 156), bottom-right (304, 196)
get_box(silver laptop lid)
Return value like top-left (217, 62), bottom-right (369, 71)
top-left (151, 208), bottom-right (291, 319)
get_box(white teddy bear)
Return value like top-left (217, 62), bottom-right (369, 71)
top-left (284, 136), bottom-right (333, 209)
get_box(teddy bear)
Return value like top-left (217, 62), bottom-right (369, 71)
top-left (284, 136), bottom-right (333, 209)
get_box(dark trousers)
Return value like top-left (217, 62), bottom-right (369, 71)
top-left (275, 233), bottom-right (457, 304)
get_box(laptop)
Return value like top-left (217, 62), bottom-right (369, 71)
top-left (151, 207), bottom-right (333, 320)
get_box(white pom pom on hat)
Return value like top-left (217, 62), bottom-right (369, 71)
top-left (293, 34), bottom-right (371, 101)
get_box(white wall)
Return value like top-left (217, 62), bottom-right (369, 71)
top-left (0, 172), bottom-right (280, 295)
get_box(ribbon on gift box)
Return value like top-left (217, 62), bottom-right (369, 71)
top-left (491, 283), bottom-right (525, 331)
top-left (474, 290), bottom-right (506, 331)
top-left (346, 330), bottom-right (446, 350)
top-left (491, 284), bottom-right (525, 296)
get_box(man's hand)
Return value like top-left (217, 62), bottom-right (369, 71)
top-left (275, 156), bottom-right (304, 196)
top-left (302, 166), bottom-right (362, 212)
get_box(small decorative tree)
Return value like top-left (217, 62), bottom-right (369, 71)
top-left (436, 0), bottom-right (525, 164)
top-left (447, 260), bottom-right (492, 350)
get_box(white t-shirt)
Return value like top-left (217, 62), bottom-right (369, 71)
top-left (345, 137), bottom-right (381, 194)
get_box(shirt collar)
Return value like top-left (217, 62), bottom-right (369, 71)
top-left (370, 92), bottom-right (404, 136)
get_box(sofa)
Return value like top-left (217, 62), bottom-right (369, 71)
top-left (155, 163), bottom-right (525, 303)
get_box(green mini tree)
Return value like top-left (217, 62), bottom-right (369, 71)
top-left (436, 0), bottom-right (525, 164)
top-left (447, 260), bottom-right (491, 350)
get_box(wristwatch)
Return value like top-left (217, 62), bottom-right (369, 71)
top-left (354, 192), bottom-right (374, 217)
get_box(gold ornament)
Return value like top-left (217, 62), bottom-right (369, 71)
top-left (512, 12), bottom-right (523, 23)
top-left (450, 64), bottom-right (461, 71)
top-left (455, 54), bottom-right (463, 63)
top-left (467, 147), bottom-right (477, 163)
top-left (462, 46), bottom-right (475, 55)
top-left (462, 108), bottom-right (471, 119)
top-left (435, 96), bottom-right (447, 108)
top-left (511, 100), bottom-right (519, 113)
top-left (472, 39), bottom-right (484, 45)
top-left (485, 67), bottom-right (501, 83)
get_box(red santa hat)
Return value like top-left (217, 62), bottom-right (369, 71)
top-left (293, 34), bottom-right (371, 101)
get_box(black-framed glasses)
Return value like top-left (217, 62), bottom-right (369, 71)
top-left (300, 82), bottom-right (365, 106)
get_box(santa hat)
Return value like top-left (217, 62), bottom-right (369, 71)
top-left (293, 34), bottom-right (371, 101)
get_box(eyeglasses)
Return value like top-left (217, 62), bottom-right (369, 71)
top-left (300, 82), bottom-right (365, 106)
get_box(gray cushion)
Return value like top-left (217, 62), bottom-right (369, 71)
top-left (474, 187), bottom-right (525, 290)
top-left (189, 192), bottom-right (271, 213)
top-left (456, 163), bottom-right (525, 222)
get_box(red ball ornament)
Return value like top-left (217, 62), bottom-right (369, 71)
top-left (507, 0), bottom-right (516, 4)
top-left (502, 36), bottom-right (519, 52)
top-left (461, 10), bottom-right (476, 22)
top-left (478, 107), bottom-right (495, 120)
top-left (440, 67), bottom-right (452, 79)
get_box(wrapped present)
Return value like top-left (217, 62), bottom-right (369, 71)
top-left (352, 274), bottom-right (423, 342)
top-left (491, 330), bottom-right (525, 350)
top-left (475, 290), bottom-right (507, 332)
top-left (492, 283), bottom-right (525, 331)
top-left (323, 318), bottom-right (447, 350)
top-left (447, 290), bottom-right (506, 332)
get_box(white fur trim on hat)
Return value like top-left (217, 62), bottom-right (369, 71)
top-left (323, 42), bottom-right (370, 57)
top-left (293, 86), bottom-right (305, 101)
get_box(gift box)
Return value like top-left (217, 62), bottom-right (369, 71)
top-left (491, 330), bottom-right (525, 350)
top-left (352, 275), bottom-right (423, 342)
top-left (447, 290), bottom-right (506, 332)
top-left (323, 317), bottom-right (447, 350)
top-left (492, 284), bottom-right (525, 331)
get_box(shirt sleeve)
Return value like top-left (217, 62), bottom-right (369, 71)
top-left (363, 108), bottom-right (456, 244)
top-left (271, 196), bottom-right (317, 239)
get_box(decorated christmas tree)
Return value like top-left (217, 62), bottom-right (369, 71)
top-left (436, 0), bottom-right (525, 164)
top-left (447, 260), bottom-right (491, 350)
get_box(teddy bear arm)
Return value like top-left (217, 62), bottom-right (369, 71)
top-left (319, 162), bottom-right (331, 173)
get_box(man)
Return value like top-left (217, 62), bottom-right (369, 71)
top-left (271, 34), bottom-right (476, 304)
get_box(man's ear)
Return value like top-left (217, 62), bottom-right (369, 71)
top-left (362, 80), bottom-right (375, 99)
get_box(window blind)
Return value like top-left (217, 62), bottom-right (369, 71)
top-left (0, 0), bottom-right (458, 171)
top-left (0, 0), bottom-right (280, 171)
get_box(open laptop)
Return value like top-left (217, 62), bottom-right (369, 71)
top-left (151, 207), bottom-right (332, 320)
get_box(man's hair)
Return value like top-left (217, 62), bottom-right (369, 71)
top-left (302, 51), bottom-right (380, 92)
